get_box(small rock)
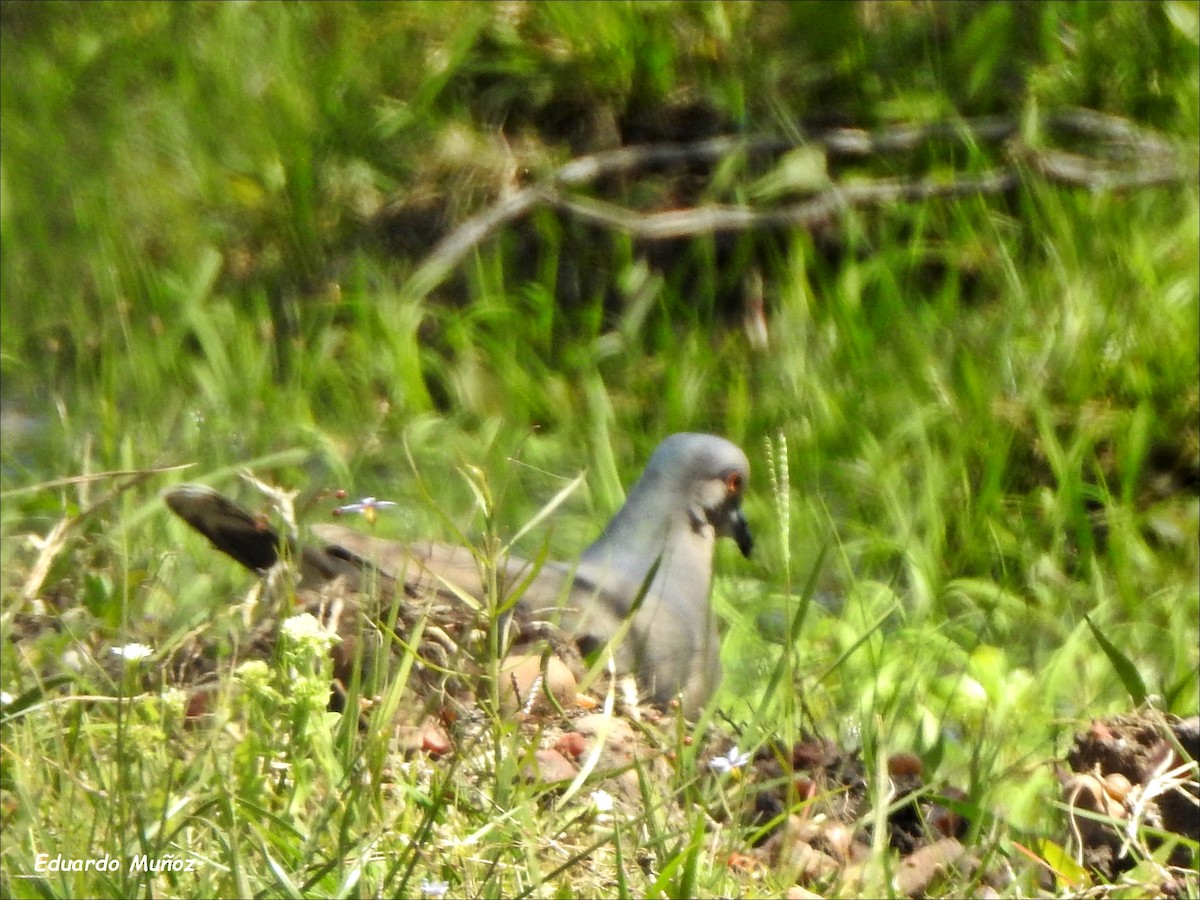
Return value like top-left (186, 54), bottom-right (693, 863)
top-left (396, 718), bottom-right (452, 756)
top-left (892, 837), bottom-right (971, 897)
top-left (785, 887), bottom-right (826, 900)
top-left (555, 731), bottom-right (587, 759)
top-left (499, 653), bottom-right (577, 715)
top-left (525, 748), bottom-right (578, 783)
top-left (771, 815), bottom-right (840, 882)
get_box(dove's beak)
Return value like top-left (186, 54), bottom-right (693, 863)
top-left (729, 507), bottom-right (753, 558)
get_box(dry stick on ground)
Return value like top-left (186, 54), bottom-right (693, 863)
top-left (401, 108), bottom-right (1195, 302)
top-left (547, 171), bottom-right (1020, 241)
top-left (1016, 146), bottom-right (1191, 191)
top-left (1046, 107), bottom-right (1180, 159)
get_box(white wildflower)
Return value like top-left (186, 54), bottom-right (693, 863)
top-left (709, 746), bottom-right (752, 775)
top-left (419, 879), bottom-right (450, 898)
top-left (280, 613), bottom-right (341, 651)
top-left (111, 642), bottom-right (154, 662)
top-left (589, 789), bottom-right (614, 813)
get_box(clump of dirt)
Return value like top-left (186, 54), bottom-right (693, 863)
top-left (1060, 711), bottom-right (1199, 879)
top-left (720, 736), bottom-right (987, 896)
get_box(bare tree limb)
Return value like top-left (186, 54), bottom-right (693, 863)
top-left (1046, 108), bottom-right (1179, 159)
top-left (546, 171), bottom-right (1020, 240)
top-left (400, 109), bottom-right (1195, 302)
top-left (1017, 146), bottom-right (1192, 191)
top-left (405, 186), bottom-right (552, 302)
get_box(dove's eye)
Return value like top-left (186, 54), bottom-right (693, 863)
top-left (723, 471), bottom-right (743, 495)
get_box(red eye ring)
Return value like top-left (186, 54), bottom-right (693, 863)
top-left (724, 471), bottom-right (743, 494)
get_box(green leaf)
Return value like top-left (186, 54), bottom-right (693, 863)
top-left (1085, 615), bottom-right (1149, 705)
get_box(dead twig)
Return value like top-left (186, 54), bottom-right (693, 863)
top-left (547, 171), bottom-right (1019, 240)
top-left (399, 108), bottom-right (1194, 303)
top-left (1046, 107), bottom-right (1179, 159)
top-left (1017, 146), bottom-right (1191, 191)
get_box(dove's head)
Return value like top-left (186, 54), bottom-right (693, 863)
top-left (572, 433), bottom-right (752, 714)
top-left (644, 433), bottom-right (753, 557)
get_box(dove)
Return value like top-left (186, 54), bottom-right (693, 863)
top-left (164, 433), bottom-right (752, 715)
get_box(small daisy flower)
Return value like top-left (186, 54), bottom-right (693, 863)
top-left (0, 691), bottom-right (14, 707)
top-left (588, 788), bottom-right (616, 824)
top-left (419, 879), bottom-right (450, 898)
top-left (332, 496), bottom-right (397, 525)
top-left (280, 613), bottom-right (341, 652)
top-left (589, 789), bottom-right (615, 814)
top-left (111, 642), bottom-right (154, 663)
top-left (709, 746), bottom-right (752, 776)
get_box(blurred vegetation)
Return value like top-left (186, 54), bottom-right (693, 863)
top-left (1, 1), bottom-right (1197, 897)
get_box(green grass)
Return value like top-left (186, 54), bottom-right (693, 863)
top-left (2, 2), bottom-right (1198, 897)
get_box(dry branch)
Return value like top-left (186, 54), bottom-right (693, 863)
top-left (400, 108), bottom-right (1195, 302)
top-left (547, 171), bottom-right (1019, 240)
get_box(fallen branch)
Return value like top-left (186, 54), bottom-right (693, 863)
top-left (547, 171), bottom-right (1019, 240)
top-left (400, 108), bottom-right (1195, 302)
top-left (1017, 146), bottom-right (1190, 191)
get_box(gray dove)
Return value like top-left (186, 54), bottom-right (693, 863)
top-left (164, 433), bottom-right (752, 715)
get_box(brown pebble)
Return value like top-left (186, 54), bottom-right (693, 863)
top-left (772, 815), bottom-right (840, 880)
top-left (726, 851), bottom-right (762, 874)
top-left (822, 821), bottom-right (854, 861)
top-left (892, 837), bottom-right (969, 897)
top-left (1065, 772), bottom-right (1125, 820)
top-left (555, 731), bottom-right (587, 759)
top-left (1102, 772), bottom-right (1133, 803)
top-left (499, 653), bottom-right (577, 715)
top-left (887, 752), bottom-right (923, 777)
top-left (528, 748), bottom-right (578, 783)
top-left (420, 719), bottom-right (452, 755)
